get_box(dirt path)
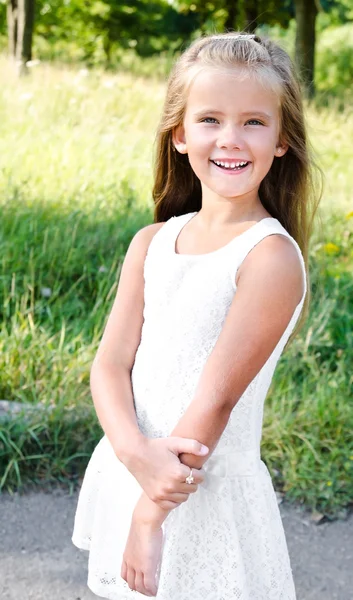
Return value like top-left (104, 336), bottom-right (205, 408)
top-left (0, 489), bottom-right (352, 599)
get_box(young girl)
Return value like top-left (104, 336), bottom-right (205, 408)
top-left (72, 32), bottom-right (320, 599)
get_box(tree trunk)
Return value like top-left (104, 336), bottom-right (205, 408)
top-left (244, 0), bottom-right (258, 33)
top-left (6, 0), bottom-right (18, 58)
top-left (293, 0), bottom-right (318, 98)
top-left (16, 0), bottom-right (35, 72)
top-left (224, 0), bottom-right (238, 32)
top-left (103, 34), bottom-right (112, 66)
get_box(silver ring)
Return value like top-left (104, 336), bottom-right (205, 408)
top-left (185, 468), bottom-right (194, 484)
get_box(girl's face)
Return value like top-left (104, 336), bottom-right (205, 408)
top-left (173, 68), bottom-right (287, 205)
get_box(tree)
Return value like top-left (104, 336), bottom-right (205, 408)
top-left (244, 0), bottom-right (259, 33)
top-left (224, 0), bottom-right (239, 31)
top-left (7, 0), bottom-right (35, 72)
top-left (293, 0), bottom-right (318, 97)
top-left (6, 0), bottom-right (18, 57)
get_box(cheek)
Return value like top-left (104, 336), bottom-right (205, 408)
top-left (252, 131), bottom-right (277, 158)
top-left (186, 126), bottom-right (213, 150)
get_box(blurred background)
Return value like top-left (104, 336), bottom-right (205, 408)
top-left (0, 0), bottom-right (352, 522)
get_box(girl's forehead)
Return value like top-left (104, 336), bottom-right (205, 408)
top-left (185, 67), bottom-right (281, 113)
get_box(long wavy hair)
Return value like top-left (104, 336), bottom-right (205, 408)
top-left (152, 32), bottom-right (322, 340)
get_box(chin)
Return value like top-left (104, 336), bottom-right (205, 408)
top-left (212, 187), bottom-right (248, 198)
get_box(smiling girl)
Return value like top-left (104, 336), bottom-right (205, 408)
top-left (72, 32), bottom-right (320, 599)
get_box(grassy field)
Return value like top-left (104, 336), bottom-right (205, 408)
top-left (0, 55), bottom-right (352, 517)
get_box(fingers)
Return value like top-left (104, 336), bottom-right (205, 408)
top-left (126, 567), bottom-right (136, 592)
top-left (120, 559), bottom-right (127, 582)
top-left (132, 569), bottom-right (158, 596)
top-left (123, 562), bottom-right (156, 596)
top-left (161, 466), bottom-right (205, 493)
top-left (144, 572), bottom-right (158, 596)
top-left (166, 492), bottom-right (190, 504)
top-left (148, 465), bottom-right (206, 509)
top-left (134, 570), bottom-right (144, 594)
top-left (181, 466), bottom-right (205, 485)
top-left (169, 437), bottom-right (209, 457)
top-left (158, 494), bottom-right (189, 510)
top-left (158, 467), bottom-right (205, 505)
top-left (180, 482), bottom-right (199, 494)
top-left (159, 498), bottom-right (181, 510)
top-left (135, 570), bottom-right (154, 596)
top-left (158, 485), bottom-right (201, 509)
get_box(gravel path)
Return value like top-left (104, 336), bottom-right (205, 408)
top-left (0, 489), bottom-right (352, 600)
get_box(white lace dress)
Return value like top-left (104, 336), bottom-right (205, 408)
top-left (72, 211), bottom-right (307, 600)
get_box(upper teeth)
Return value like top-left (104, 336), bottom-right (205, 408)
top-left (213, 160), bottom-right (248, 168)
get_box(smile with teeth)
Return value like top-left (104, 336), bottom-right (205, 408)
top-left (211, 159), bottom-right (249, 170)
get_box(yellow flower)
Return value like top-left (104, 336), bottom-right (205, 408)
top-left (326, 481), bottom-right (332, 486)
top-left (324, 242), bottom-right (340, 254)
top-left (345, 211), bottom-right (353, 219)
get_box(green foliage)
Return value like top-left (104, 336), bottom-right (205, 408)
top-left (320, 0), bottom-right (353, 24)
top-left (0, 404), bottom-right (103, 490)
top-left (177, 0), bottom-right (294, 30)
top-left (0, 2), bottom-right (6, 36)
top-left (34, 0), bottom-right (200, 63)
top-left (315, 22), bottom-right (353, 100)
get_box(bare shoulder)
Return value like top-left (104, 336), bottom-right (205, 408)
top-left (128, 221), bottom-right (166, 260)
top-left (132, 221), bottom-right (166, 249)
top-left (236, 233), bottom-right (305, 306)
top-left (139, 221), bottom-right (166, 238)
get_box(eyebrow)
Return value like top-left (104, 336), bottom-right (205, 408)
top-left (193, 109), bottom-right (273, 120)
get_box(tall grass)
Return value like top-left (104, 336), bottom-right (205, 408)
top-left (0, 56), bottom-right (352, 517)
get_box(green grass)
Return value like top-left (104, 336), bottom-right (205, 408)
top-left (263, 238), bottom-right (353, 515)
top-left (0, 55), bottom-right (352, 518)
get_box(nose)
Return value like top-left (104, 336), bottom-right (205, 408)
top-left (216, 123), bottom-right (244, 150)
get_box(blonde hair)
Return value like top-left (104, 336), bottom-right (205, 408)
top-left (152, 32), bottom-right (322, 341)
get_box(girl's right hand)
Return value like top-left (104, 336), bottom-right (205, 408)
top-left (121, 436), bottom-right (208, 510)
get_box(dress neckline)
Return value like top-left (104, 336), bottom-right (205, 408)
top-left (172, 212), bottom-right (279, 258)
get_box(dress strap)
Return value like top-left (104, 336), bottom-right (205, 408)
top-left (144, 214), bottom-right (181, 264)
top-left (229, 218), bottom-right (307, 307)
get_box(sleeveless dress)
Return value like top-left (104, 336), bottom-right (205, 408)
top-left (72, 211), bottom-right (307, 600)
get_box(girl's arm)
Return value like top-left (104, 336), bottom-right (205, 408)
top-left (134, 234), bottom-right (305, 527)
top-left (90, 223), bottom-right (207, 510)
top-left (90, 226), bottom-right (153, 459)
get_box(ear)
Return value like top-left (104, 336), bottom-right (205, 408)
top-left (172, 124), bottom-right (188, 154)
top-left (274, 141), bottom-right (289, 158)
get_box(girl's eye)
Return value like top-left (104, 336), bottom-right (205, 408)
top-left (200, 117), bottom-right (264, 125)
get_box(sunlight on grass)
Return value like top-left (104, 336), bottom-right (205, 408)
top-left (0, 58), bottom-right (165, 212)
